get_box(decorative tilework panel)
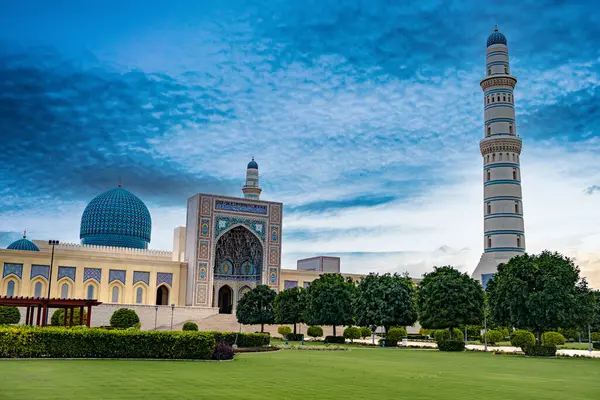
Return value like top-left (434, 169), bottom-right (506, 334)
top-left (215, 200), bottom-right (268, 215)
top-left (199, 240), bottom-right (210, 260)
top-left (31, 265), bottom-right (50, 280)
top-left (268, 268), bottom-right (278, 286)
top-left (58, 266), bottom-right (76, 281)
top-left (270, 225), bottom-right (279, 243)
top-left (270, 205), bottom-right (281, 224)
top-left (269, 247), bottom-right (279, 265)
top-left (3, 263), bottom-right (23, 279)
top-left (200, 218), bottom-right (210, 237)
top-left (157, 272), bottom-right (173, 287)
top-left (195, 283), bottom-right (208, 304)
top-left (284, 280), bottom-right (298, 289)
top-left (197, 262), bottom-right (208, 281)
top-left (109, 269), bottom-right (126, 284)
top-left (201, 197), bottom-right (212, 216)
top-left (84, 268), bottom-right (102, 283)
top-left (133, 271), bottom-right (150, 285)
top-left (214, 215), bottom-right (266, 242)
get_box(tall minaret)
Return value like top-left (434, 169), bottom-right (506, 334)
top-left (242, 157), bottom-right (262, 200)
top-left (472, 26), bottom-right (525, 287)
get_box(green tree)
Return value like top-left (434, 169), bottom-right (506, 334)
top-left (354, 273), bottom-right (418, 334)
top-left (274, 287), bottom-right (306, 334)
top-left (236, 284), bottom-right (276, 333)
top-left (592, 290), bottom-right (600, 331)
top-left (417, 266), bottom-right (484, 340)
top-left (110, 308), bottom-right (140, 329)
top-left (486, 251), bottom-right (595, 343)
top-left (304, 273), bottom-right (356, 336)
top-left (0, 306), bottom-right (20, 325)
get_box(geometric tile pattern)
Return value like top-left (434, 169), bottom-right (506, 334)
top-left (31, 265), bottom-right (50, 280)
top-left (157, 272), bottom-right (173, 287)
top-left (133, 271), bottom-right (150, 285)
top-left (269, 268), bottom-right (278, 286)
top-left (84, 267), bottom-right (102, 283)
top-left (214, 200), bottom-right (268, 215)
top-left (3, 263), bottom-right (23, 279)
top-left (214, 215), bottom-right (266, 242)
top-left (58, 266), bottom-right (76, 281)
top-left (109, 269), bottom-right (126, 284)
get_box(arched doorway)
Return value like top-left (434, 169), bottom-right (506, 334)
top-left (218, 285), bottom-right (233, 314)
top-left (156, 285), bottom-right (169, 305)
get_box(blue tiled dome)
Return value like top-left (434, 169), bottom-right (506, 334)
top-left (80, 187), bottom-right (151, 249)
top-left (487, 27), bottom-right (507, 47)
top-left (7, 236), bottom-right (40, 251)
top-left (247, 158), bottom-right (258, 169)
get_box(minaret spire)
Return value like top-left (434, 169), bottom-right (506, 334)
top-left (242, 157), bottom-right (262, 200)
top-left (472, 27), bottom-right (526, 287)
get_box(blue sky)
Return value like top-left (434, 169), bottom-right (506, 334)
top-left (1, 1), bottom-right (599, 286)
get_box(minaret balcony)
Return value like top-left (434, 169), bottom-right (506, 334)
top-left (480, 135), bottom-right (522, 156)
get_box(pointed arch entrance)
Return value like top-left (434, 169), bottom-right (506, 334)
top-left (156, 285), bottom-right (169, 305)
top-left (217, 285), bottom-right (233, 314)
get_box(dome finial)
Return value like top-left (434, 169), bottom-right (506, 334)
top-left (494, 25), bottom-right (498, 32)
top-left (23, 230), bottom-right (26, 238)
top-left (118, 177), bottom-right (122, 188)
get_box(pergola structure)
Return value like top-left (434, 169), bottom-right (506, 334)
top-left (0, 296), bottom-right (102, 327)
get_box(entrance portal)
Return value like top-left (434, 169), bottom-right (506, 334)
top-left (218, 285), bottom-right (233, 314)
top-left (156, 285), bottom-right (169, 305)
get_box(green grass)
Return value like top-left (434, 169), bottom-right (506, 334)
top-left (0, 349), bottom-right (598, 399)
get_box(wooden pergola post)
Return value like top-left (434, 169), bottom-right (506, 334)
top-left (29, 307), bottom-right (35, 325)
top-left (41, 304), bottom-right (48, 327)
top-left (36, 305), bottom-right (42, 326)
top-left (86, 305), bottom-right (92, 328)
top-left (63, 307), bottom-right (67, 326)
top-left (79, 306), bottom-right (84, 326)
top-left (25, 307), bottom-right (31, 326)
top-left (69, 307), bottom-right (74, 327)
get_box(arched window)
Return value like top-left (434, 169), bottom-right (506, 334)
top-left (517, 235), bottom-right (521, 248)
top-left (61, 283), bottom-right (69, 299)
top-left (491, 96), bottom-right (495, 103)
top-left (512, 154), bottom-right (515, 161)
top-left (513, 169), bottom-right (517, 180)
top-left (487, 126), bottom-right (491, 136)
top-left (487, 236), bottom-right (492, 248)
top-left (7, 280), bottom-right (15, 297)
top-left (136, 287), bottom-right (144, 304)
top-left (492, 153), bottom-right (496, 161)
top-left (111, 286), bottom-right (120, 303)
top-left (509, 125), bottom-right (513, 134)
top-left (34, 282), bottom-right (43, 298)
top-left (497, 96), bottom-right (500, 102)
top-left (499, 153), bottom-right (503, 161)
top-left (504, 67), bottom-right (508, 74)
top-left (503, 95), bottom-right (506, 102)
top-left (487, 155), bottom-right (490, 163)
top-left (87, 284), bottom-right (95, 300)
top-left (515, 202), bottom-right (519, 213)
top-left (487, 203), bottom-right (491, 214)
top-left (486, 170), bottom-right (491, 181)
top-left (487, 97), bottom-right (490, 104)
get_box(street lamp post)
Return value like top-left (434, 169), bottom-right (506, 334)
top-left (589, 324), bottom-right (592, 352)
top-left (170, 304), bottom-right (175, 330)
top-left (45, 240), bottom-right (59, 325)
top-left (484, 315), bottom-right (488, 352)
top-left (154, 305), bottom-right (158, 330)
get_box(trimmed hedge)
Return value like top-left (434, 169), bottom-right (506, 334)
top-left (542, 331), bottom-right (566, 346)
top-left (0, 326), bottom-right (215, 359)
top-left (183, 322), bottom-right (199, 331)
top-left (110, 308), bottom-right (140, 329)
top-left (307, 326), bottom-right (323, 339)
top-left (203, 331), bottom-right (270, 347)
top-left (277, 326), bottom-right (292, 338)
top-left (212, 343), bottom-right (234, 360)
top-left (286, 333), bottom-right (304, 341)
top-left (437, 340), bottom-right (465, 352)
top-left (0, 306), bottom-right (20, 325)
top-left (510, 330), bottom-right (536, 350)
top-left (593, 342), bottom-right (600, 350)
top-left (523, 343), bottom-right (557, 357)
top-left (343, 327), bottom-right (361, 342)
top-left (360, 327), bottom-right (372, 339)
top-left (324, 335), bottom-right (346, 344)
top-left (591, 332), bottom-right (600, 342)
top-left (50, 308), bottom-right (87, 327)
top-left (485, 329), bottom-right (504, 345)
top-left (434, 328), bottom-right (463, 343)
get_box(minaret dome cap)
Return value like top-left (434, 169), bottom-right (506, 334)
top-left (487, 25), bottom-right (507, 47)
top-left (247, 157), bottom-right (258, 169)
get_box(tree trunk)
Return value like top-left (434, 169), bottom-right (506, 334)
top-left (333, 325), bottom-right (336, 336)
top-left (449, 327), bottom-right (453, 340)
top-left (536, 331), bottom-right (541, 344)
top-left (293, 323), bottom-right (297, 335)
top-left (261, 323), bottom-right (264, 333)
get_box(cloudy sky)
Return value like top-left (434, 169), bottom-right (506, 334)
top-left (1, 1), bottom-right (599, 286)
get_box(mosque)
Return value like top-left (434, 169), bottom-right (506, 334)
top-left (1, 27), bottom-right (523, 328)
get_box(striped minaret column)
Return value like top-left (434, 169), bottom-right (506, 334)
top-left (242, 157), bottom-right (262, 200)
top-left (472, 26), bottom-right (525, 288)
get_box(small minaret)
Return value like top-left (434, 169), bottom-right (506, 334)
top-left (472, 26), bottom-right (526, 287)
top-left (242, 157), bottom-right (262, 200)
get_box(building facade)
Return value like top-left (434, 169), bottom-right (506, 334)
top-left (472, 27), bottom-right (526, 287)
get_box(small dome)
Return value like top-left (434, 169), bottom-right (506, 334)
top-left (487, 26), bottom-right (507, 47)
top-left (7, 233), bottom-right (40, 252)
top-left (80, 187), bottom-right (151, 249)
top-left (247, 158), bottom-right (258, 169)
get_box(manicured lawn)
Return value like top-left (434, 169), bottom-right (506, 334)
top-left (0, 349), bottom-right (598, 399)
